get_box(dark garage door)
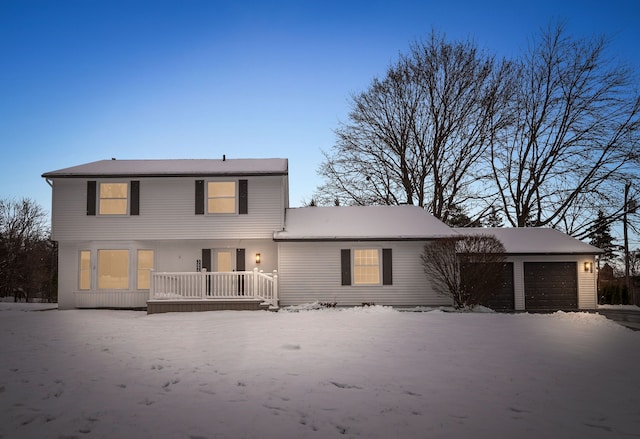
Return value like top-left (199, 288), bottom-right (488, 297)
top-left (524, 262), bottom-right (577, 310)
top-left (480, 262), bottom-right (514, 311)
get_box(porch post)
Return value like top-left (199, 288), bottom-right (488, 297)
top-left (149, 269), bottom-right (155, 300)
top-left (201, 268), bottom-right (207, 299)
top-left (272, 269), bottom-right (278, 305)
top-left (253, 267), bottom-right (259, 298)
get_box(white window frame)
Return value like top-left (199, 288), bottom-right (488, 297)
top-left (206, 181), bottom-right (237, 214)
top-left (352, 248), bottom-right (382, 286)
top-left (98, 182), bottom-right (129, 215)
top-left (79, 250), bottom-right (92, 290)
top-left (136, 249), bottom-right (154, 290)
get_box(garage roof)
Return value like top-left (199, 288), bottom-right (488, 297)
top-left (456, 227), bottom-right (602, 254)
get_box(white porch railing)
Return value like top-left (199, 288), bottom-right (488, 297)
top-left (149, 268), bottom-right (278, 308)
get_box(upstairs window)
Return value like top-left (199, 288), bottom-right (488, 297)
top-left (196, 179), bottom-right (247, 215)
top-left (207, 181), bottom-right (236, 214)
top-left (99, 183), bottom-right (128, 215)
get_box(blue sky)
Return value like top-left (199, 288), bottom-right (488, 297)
top-left (1, 0), bottom-right (639, 216)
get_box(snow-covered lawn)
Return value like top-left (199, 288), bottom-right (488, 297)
top-left (1, 304), bottom-right (639, 438)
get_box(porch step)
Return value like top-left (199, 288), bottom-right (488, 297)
top-left (147, 300), bottom-right (272, 314)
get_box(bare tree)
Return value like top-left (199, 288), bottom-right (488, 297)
top-left (458, 235), bottom-right (508, 308)
top-left (421, 238), bottom-right (459, 303)
top-left (0, 198), bottom-right (51, 302)
top-left (489, 22), bottom-right (640, 237)
top-left (421, 234), bottom-right (506, 309)
top-left (317, 31), bottom-right (513, 224)
top-left (629, 249), bottom-right (640, 278)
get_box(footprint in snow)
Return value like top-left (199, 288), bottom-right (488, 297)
top-left (584, 423), bottom-right (613, 432)
top-left (329, 381), bottom-right (362, 390)
top-left (162, 379), bottom-right (180, 390)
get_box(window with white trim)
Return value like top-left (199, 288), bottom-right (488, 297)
top-left (98, 249), bottom-right (129, 289)
top-left (137, 250), bottom-right (154, 290)
top-left (79, 250), bottom-right (91, 290)
top-left (353, 248), bottom-right (381, 285)
top-left (99, 182), bottom-right (128, 215)
top-left (207, 181), bottom-right (236, 214)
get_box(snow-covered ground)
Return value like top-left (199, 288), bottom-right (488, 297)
top-left (1, 304), bottom-right (639, 438)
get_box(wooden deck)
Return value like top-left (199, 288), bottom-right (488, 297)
top-left (148, 268), bottom-right (278, 313)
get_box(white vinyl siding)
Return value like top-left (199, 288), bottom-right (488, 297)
top-left (74, 291), bottom-right (148, 308)
top-left (578, 256), bottom-right (598, 309)
top-left (50, 175), bottom-right (286, 241)
top-left (278, 241), bottom-right (451, 307)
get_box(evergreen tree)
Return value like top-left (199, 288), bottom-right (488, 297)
top-left (485, 206), bottom-right (504, 228)
top-left (445, 204), bottom-right (482, 227)
top-left (588, 210), bottom-right (617, 262)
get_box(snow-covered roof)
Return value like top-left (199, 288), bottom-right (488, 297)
top-left (274, 205), bottom-right (457, 241)
top-left (42, 158), bottom-right (288, 178)
top-left (455, 227), bottom-right (603, 254)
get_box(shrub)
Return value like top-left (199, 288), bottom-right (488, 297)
top-left (599, 284), bottom-right (629, 305)
top-left (421, 234), bottom-right (506, 309)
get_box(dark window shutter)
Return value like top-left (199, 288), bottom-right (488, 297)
top-left (195, 180), bottom-right (204, 215)
top-left (236, 248), bottom-right (246, 294)
top-left (382, 248), bottom-right (393, 285)
top-left (236, 248), bottom-right (246, 271)
top-left (341, 249), bottom-right (351, 286)
top-left (239, 179), bottom-right (248, 214)
top-left (87, 181), bottom-right (96, 216)
top-left (201, 249), bottom-right (211, 272)
top-left (130, 181), bottom-right (140, 215)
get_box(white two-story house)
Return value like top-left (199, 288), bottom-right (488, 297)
top-left (43, 157), bottom-right (601, 313)
top-left (43, 158), bottom-right (287, 312)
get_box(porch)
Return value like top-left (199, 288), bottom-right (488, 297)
top-left (147, 268), bottom-right (278, 314)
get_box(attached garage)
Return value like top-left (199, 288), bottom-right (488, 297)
top-left (482, 262), bottom-right (515, 311)
top-left (274, 212), bottom-right (600, 311)
top-left (524, 262), bottom-right (577, 310)
top-left (458, 228), bottom-right (601, 312)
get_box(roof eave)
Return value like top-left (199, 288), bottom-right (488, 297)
top-left (273, 235), bottom-right (457, 242)
top-left (505, 251), bottom-right (603, 256)
top-left (42, 171), bottom-right (288, 179)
